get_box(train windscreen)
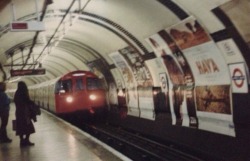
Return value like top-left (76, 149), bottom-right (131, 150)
top-left (55, 79), bottom-right (73, 93)
top-left (86, 78), bottom-right (104, 90)
top-left (75, 78), bottom-right (85, 91)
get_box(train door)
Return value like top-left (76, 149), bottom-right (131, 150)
top-left (73, 77), bottom-right (90, 110)
top-left (54, 79), bottom-right (74, 113)
top-left (86, 77), bottom-right (106, 109)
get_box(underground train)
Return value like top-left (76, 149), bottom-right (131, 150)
top-left (9, 70), bottom-right (107, 116)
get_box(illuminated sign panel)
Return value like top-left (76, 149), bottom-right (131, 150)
top-left (11, 23), bottom-right (28, 29)
top-left (10, 69), bottom-right (46, 76)
top-left (10, 21), bottom-right (45, 32)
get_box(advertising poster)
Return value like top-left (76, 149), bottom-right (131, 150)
top-left (183, 41), bottom-right (231, 86)
top-left (138, 86), bottom-right (155, 120)
top-left (146, 35), bottom-right (181, 125)
top-left (229, 63), bottom-right (248, 93)
top-left (159, 30), bottom-right (198, 127)
top-left (87, 59), bottom-right (114, 89)
top-left (166, 16), bottom-right (234, 136)
top-left (144, 58), bottom-right (166, 86)
top-left (216, 39), bottom-right (245, 64)
top-left (119, 46), bottom-right (153, 87)
top-left (110, 68), bottom-right (125, 89)
top-left (145, 58), bottom-right (173, 123)
top-left (158, 30), bottom-right (195, 84)
top-left (146, 33), bottom-right (172, 57)
top-left (158, 73), bottom-right (171, 113)
top-left (145, 16), bottom-right (235, 135)
top-left (110, 68), bottom-right (127, 117)
top-left (146, 31), bottom-right (197, 126)
top-left (109, 51), bottom-right (139, 117)
top-left (166, 16), bottom-right (210, 50)
top-left (195, 85), bottom-right (234, 136)
top-left (107, 82), bottom-right (118, 107)
top-left (195, 85), bottom-right (231, 114)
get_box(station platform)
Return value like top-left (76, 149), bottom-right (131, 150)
top-left (0, 103), bottom-right (131, 161)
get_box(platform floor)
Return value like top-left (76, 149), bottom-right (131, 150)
top-left (0, 103), bottom-right (131, 161)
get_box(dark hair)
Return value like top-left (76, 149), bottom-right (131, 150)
top-left (17, 81), bottom-right (28, 92)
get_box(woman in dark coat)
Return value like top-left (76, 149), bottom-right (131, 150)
top-left (14, 81), bottom-right (35, 147)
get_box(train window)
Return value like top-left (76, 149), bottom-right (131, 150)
top-left (54, 81), bottom-right (61, 94)
top-left (54, 79), bottom-right (72, 93)
top-left (86, 78), bottom-right (104, 90)
top-left (62, 80), bottom-right (72, 93)
top-left (75, 78), bottom-right (85, 91)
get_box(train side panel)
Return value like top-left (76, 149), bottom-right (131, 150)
top-left (48, 83), bottom-right (56, 113)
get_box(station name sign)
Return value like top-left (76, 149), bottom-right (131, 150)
top-left (10, 69), bottom-right (46, 77)
top-left (10, 21), bottom-right (45, 32)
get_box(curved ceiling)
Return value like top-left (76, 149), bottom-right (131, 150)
top-left (0, 0), bottom-right (250, 86)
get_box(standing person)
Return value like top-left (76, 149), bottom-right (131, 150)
top-left (14, 81), bottom-right (35, 147)
top-left (0, 82), bottom-right (12, 143)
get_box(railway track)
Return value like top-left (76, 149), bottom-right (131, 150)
top-left (76, 122), bottom-right (223, 161)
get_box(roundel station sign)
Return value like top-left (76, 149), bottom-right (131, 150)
top-left (229, 63), bottom-right (248, 93)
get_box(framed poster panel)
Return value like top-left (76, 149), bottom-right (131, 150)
top-left (109, 51), bottom-right (139, 117)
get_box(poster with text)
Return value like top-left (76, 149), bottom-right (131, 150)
top-left (145, 58), bottom-right (173, 123)
top-left (146, 30), bottom-right (199, 126)
top-left (109, 51), bottom-right (139, 117)
top-left (216, 39), bottom-right (245, 64)
top-left (138, 86), bottom-right (155, 120)
top-left (183, 41), bottom-right (231, 86)
top-left (119, 46), bottom-right (153, 87)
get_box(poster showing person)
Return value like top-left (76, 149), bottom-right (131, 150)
top-left (158, 30), bottom-right (193, 77)
top-left (145, 58), bottom-right (173, 124)
top-left (157, 30), bottom-right (198, 127)
top-left (110, 68), bottom-right (127, 117)
top-left (146, 33), bottom-right (185, 125)
top-left (166, 16), bottom-right (211, 50)
top-left (109, 51), bottom-right (139, 117)
top-left (87, 59), bottom-right (114, 89)
top-left (118, 46), bottom-right (153, 87)
top-left (110, 68), bottom-right (125, 90)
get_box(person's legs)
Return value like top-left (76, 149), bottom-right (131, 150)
top-left (0, 112), bottom-right (12, 143)
top-left (24, 134), bottom-right (34, 146)
top-left (19, 135), bottom-right (25, 146)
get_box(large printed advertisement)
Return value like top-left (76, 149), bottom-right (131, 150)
top-left (146, 22), bottom-right (198, 127)
top-left (109, 47), bottom-right (155, 119)
top-left (146, 16), bottom-right (235, 136)
top-left (109, 51), bottom-right (139, 117)
top-left (145, 58), bottom-right (173, 123)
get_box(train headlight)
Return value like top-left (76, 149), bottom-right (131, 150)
top-left (66, 96), bottom-right (73, 103)
top-left (89, 94), bottom-right (97, 101)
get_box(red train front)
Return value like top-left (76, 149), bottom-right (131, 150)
top-left (54, 71), bottom-right (107, 114)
